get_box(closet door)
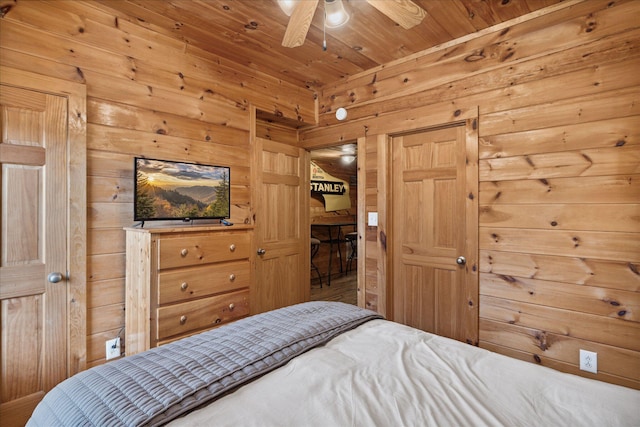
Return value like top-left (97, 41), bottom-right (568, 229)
top-left (391, 121), bottom-right (478, 344)
top-left (0, 84), bottom-right (68, 426)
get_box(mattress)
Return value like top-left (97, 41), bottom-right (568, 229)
top-left (170, 318), bottom-right (640, 427)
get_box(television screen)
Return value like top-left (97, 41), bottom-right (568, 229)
top-left (134, 157), bottom-right (230, 222)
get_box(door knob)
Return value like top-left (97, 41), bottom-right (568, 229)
top-left (48, 272), bottom-right (64, 283)
top-left (456, 256), bottom-right (466, 266)
top-left (257, 248), bottom-right (266, 255)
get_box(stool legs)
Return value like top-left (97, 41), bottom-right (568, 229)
top-left (345, 234), bottom-right (357, 274)
top-left (311, 240), bottom-right (322, 287)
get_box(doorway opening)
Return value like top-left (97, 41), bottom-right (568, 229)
top-left (309, 143), bottom-right (358, 305)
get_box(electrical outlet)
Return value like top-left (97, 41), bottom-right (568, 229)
top-left (106, 338), bottom-right (121, 360)
top-left (579, 349), bottom-right (597, 374)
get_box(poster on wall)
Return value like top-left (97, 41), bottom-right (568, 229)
top-left (310, 161), bottom-right (351, 212)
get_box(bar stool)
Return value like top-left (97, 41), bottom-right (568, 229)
top-left (311, 237), bottom-right (322, 287)
top-left (344, 232), bottom-right (357, 274)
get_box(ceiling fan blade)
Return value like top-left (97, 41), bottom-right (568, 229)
top-left (366, 0), bottom-right (427, 29)
top-left (282, 0), bottom-right (320, 48)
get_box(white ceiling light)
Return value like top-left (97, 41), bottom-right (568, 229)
top-left (341, 143), bottom-right (356, 163)
top-left (277, 0), bottom-right (297, 16)
top-left (325, 0), bottom-right (350, 28)
top-left (335, 107), bottom-right (347, 120)
top-left (341, 154), bottom-right (356, 164)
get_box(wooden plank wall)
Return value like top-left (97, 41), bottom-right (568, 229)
top-left (302, 0), bottom-right (640, 388)
top-left (0, 0), bottom-right (314, 367)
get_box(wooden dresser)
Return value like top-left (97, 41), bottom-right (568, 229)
top-left (124, 225), bottom-right (252, 355)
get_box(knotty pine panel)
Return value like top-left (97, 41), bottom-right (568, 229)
top-left (255, 119), bottom-right (300, 145)
top-left (481, 273), bottom-right (639, 321)
top-left (480, 145), bottom-right (640, 181)
top-left (480, 251), bottom-right (640, 292)
top-left (480, 295), bottom-right (640, 352)
top-left (88, 99), bottom-right (250, 148)
top-left (0, 0), bottom-right (310, 368)
top-left (480, 341), bottom-right (639, 390)
top-left (87, 253), bottom-right (126, 283)
top-left (480, 227), bottom-right (640, 262)
top-left (87, 278), bottom-right (125, 310)
top-left (87, 175), bottom-right (133, 204)
top-left (92, 0), bottom-right (335, 95)
top-left (88, 229), bottom-right (127, 256)
top-left (88, 203), bottom-right (131, 230)
top-left (321, 29), bottom-right (639, 128)
top-left (3, 2), bottom-right (315, 123)
top-left (319, 0), bottom-right (638, 121)
top-left (0, 47), bottom-right (87, 84)
top-left (480, 87), bottom-right (640, 136)
top-left (480, 319), bottom-right (640, 383)
top-left (479, 115), bottom-right (640, 159)
top-left (302, 1), bottom-right (640, 387)
top-left (477, 55), bottom-right (640, 117)
top-left (480, 204), bottom-right (640, 232)
top-left (87, 124), bottom-right (250, 165)
top-left (84, 71), bottom-right (251, 130)
top-left (87, 304), bottom-right (125, 335)
top-left (87, 151), bottom-right (131, 179)
top-left (479, 175), bottom-right (639, 205)
top-left (302, 102), bottom-right (477, 148)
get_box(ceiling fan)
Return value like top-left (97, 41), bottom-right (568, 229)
top-left (278, 0), bottom-right (427, 48)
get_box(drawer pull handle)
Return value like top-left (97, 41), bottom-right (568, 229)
top-left (229, 244), bottom-right (236, 252)
top-left (180, 315), bottom-right (187, 325)
top-left (229, 273), bottom-right (236, 281)
top-left (181, 282), bottom-right (189, 291)
top-left (229, 303), bottom-right (235, 311)
top-left (215, 318), bottom-right (222, 324)
top-left (180, 248), bottom-right (188, 257)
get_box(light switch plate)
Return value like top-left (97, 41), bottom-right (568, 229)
top-left (368, 212), bottom-right (378, 227)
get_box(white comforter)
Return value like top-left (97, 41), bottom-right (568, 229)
top-left (170, 319), bottom-right (640, 427)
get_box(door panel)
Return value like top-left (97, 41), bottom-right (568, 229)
top-left (0, 85), bottom-right (68, 425)
top-left (392, 122), bottom-right (478, 344)
top-left (252, 137), bottom-right (310, 314)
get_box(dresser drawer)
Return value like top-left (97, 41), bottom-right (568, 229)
top-left (156, 289), bottom-right (249, 340)
top-left (157, 260), bottom-right (250, 305)
top-left (157, 232), bottom-right (250, 269)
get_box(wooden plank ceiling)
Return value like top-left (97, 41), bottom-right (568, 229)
top-left (92, 0), bottom-right (563, 91)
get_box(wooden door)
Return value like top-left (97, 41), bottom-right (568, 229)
top-left (252, 137), bottom-right (310, 314)
top-left (391, 121), bottom-right (478, 344)
top-left (0, 85), bottom-right (68, 425)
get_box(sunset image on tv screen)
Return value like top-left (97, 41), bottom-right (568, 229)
top-left (135, 158), bottom-right (230, 221)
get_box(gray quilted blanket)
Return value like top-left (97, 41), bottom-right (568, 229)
top-left (27, 301), bottom-right (382, 427)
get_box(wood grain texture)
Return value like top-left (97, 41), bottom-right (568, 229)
top-left (252, 137), bottom-right (309, 315)
top-left (479, 318), bottom-right (640, 383)
top-left (480, 251), bottom-right (640, 291)
top-left (2, 0), bottom-right (638, 391)
top-left (302, 1), bottom-right (639, 387)
top-left (125, 227), bottom-right (252, 354)
top-left (282, 0), bottom-right (319, 48)
top-left (480, 295), bottom-right (640, 352)
top-left (0, 73), bottom-right (86, 424)
top-left (366, 0), bottom-right (427, 29)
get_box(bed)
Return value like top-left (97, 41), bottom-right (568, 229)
top-left (28, 301), bottom-right (639, 426)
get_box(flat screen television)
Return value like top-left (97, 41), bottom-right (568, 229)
top-left (134, 157), bottom-right (230, 223)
